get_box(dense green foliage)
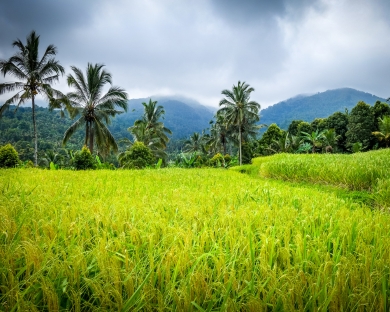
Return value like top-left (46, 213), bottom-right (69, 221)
top-left (0, 106), bottom-right (83, 161)
top-left (115, 98), bottom-right (214, 140)
top-left (260, 88), bottom-right (385, 129)
top-left (254, 100), bottom-right (390, 156)
top-left (372, 115), bottom-right (390, 147)
top-left (73, 146), bottom-right (96, 170)
top-left (0, 143), bottom-right (19, 168)
top-left (346, 101), bottom-right (375, 149)
top-left (324, 111), bottom-right (349, 152)
top-left (118, 141), bottom-right (155, 169)
top-left (1, 166), bottom-right (390, 310)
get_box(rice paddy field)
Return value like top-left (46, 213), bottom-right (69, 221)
top-left (1, 149), bottom-right (390, 311)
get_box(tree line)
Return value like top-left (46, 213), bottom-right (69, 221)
top-left (0, 31), bottom-right (261, 169)
top-left (1, 31), bottom-right (389, 169)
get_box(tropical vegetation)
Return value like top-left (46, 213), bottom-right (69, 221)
top-left (218, 81), bottom-right (260, 165)
top-left (52, 63), bottom-right (128, 155)
top-left (0, 30), bottom-right (64, 166)
top-left (124, 99), bottom-right (172, 161)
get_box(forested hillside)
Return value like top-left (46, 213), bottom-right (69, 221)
top-left (113, 98), bottom-right (214, 139)
top-left (261, 88), bottom-right (385, 129)
top-left (0, 98), bottom-right (215, 161)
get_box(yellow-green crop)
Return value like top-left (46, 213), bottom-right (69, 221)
top-left (248, 149), bottom-right (390, 208)
top-left (1, 167), bottom-right (390, 311)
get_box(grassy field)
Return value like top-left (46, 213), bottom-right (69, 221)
top-left (1, 159), bottom-right (390, 310)
top-left (240, 149), bottom-right (390, 209)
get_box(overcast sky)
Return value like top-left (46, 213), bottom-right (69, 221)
top-left (1, 0), bottom-right (390, 109)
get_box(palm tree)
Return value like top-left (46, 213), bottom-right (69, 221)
top-left (138, 99), bottom-right (172, 149)
top-left (127, 121), bottom-right (168, 160)
top-left (0, 30), bottom-right (65, 166)
top-left (372, 115), bottom-right (390, 147)
top-left (218, 81), bottom-right (260, 165)
top-left (126, 99), bottom-right (171, 160)
top-left (207, 114), bottom-right (229, 155)
top-left (184, 132), bottom-right (203, 153)
top-left (57, 63), bottom-right (128, 154)
top-left (300, 130), bottom-right (325, 153)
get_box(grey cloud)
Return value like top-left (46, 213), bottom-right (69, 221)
top-left (0, 0), bottom-right (103, 57)
top-left (209, 0), bottom-right (323, 25)
top-left (1, 0), bottom-right (390, 109)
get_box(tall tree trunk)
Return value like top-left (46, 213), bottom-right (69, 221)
top-left (32, 95), bottom-right (38, 167)
top-left (239, 122), bottom-right (242, 166)
top-left (85, 122), bottom-right (89, 147)
top-left (89, 122), bottom-right (94, 154)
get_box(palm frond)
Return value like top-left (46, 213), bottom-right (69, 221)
top-left (94, 118), bottom-right (118, 152)
top-left (0, 82), bottom-right (25, 95)
top-left (0, 60), bottom-right (28, 80)
top-left (95, 86), bottom-right (128, 111)
top-left (63, 117), bottom-right (86, 145)
top-left (67, 66), bottom-right (89, 103)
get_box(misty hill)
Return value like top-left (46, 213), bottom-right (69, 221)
top-left (112, 97), bottom-right (215, 139)
top-left (260, 88), bottom-right (386, 129)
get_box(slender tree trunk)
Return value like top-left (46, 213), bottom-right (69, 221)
top-left (239, 122), bottom-right (242, 166)
top-left (32, 95), bottom-right (38, 167)
top-left (89, 122), bottom-right (94, 154)
top-left (85, 122), bottom-right (89, 147)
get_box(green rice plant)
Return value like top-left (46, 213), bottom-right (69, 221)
top-left (0, 168), bottom-right (390, 310)
top-left (249, 149), bottom-right (390, 208)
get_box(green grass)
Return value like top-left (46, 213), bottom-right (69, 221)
top-left (1, 167), bottom-right (390, 311)
top-left (243, 149), bottom-right (390, 209)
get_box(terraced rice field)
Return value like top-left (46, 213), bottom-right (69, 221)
top-left (1, 152), bottom-right (390, 311)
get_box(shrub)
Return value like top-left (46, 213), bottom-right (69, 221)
top-left (73, 146), bottom-right (96, 170)
top-left (224, 154), bottom-right (231, 164)
top-left (210, 153), bottom-right (224, 167)
top-left (0, 144), bottom-right (20, 168)
top-left (118, 142), bottom-right (155, 169)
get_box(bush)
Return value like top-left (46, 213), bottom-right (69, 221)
top-left (0, 144), bottom-right (20, 168)
top-left (73, 146), bottom-right (96, 170)
top-left (118, 142), bottom-right (155, 169)
top-left (210, 153), bottom-right (224, 167)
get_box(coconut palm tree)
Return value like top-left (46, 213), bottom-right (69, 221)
top-left (207, 114), bottom-right (230, 155)
top-left (58, 63), bottom-right (128, 154)
top-left (218, 81), bottom-right (260, 165)
top-left (372, 115), bottom-right (390, 147)
top-left (184, 132), bottom-right (203, 153)
top-left (138, 99), bottom-right (172, 149)
top-left (127, 121), bottom-right (168, 160)
top-left (125, 99), bottom-right (171, 160)
top-left (0, 30), bottom-right (65, 166)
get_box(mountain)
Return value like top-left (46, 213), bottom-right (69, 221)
top-left (260, 88), bottom-right (386, 129)
top-left (112, 97), bottom-right (215, 139)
